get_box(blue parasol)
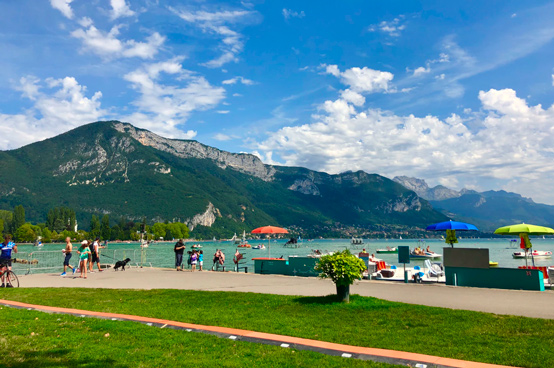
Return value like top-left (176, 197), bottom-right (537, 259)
top-left (426, 220), bottom-right (478, 231)
top-left (426, 220), bottom-right (478, 248)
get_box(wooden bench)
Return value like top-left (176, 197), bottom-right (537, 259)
top-left (212, 263), bottom-right (226, 272)
top-left (233, 253), bottom-right (248, 273)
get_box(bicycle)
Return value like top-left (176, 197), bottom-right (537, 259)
top-left (0, 259), bottom-right (19, 288)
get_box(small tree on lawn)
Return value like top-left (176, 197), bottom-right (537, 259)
top-left (315, 249), bottom-right (366, 303)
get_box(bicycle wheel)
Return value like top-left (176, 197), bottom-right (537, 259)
top-left (6, 270), bottom-right (19, 288)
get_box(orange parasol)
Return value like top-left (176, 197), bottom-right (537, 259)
top-left (251, 226), bottom-right (288, 258)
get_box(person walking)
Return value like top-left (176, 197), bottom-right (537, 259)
top-left (174, 239), bottom-right (186, 271)
top-left (0, 235), bottom-right (17, 287)
top-left (61, 237), bottom-right (76, 276)
top-left (77, 240), bottom-right (91, 279)
top-left (90, 237), bottom-right (104, 272)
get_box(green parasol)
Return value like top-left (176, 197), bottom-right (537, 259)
top-left (494, 223), bottom-right (554, 267)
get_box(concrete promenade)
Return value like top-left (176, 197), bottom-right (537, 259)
top-left (18, 268), bottom-right (554, 319)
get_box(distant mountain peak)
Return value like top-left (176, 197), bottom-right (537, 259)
top-left (392, 176), bottom-right (461, 201)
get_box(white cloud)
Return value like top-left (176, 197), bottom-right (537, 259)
top-left (324, 64), bottom-right (394, 93)
top-left (552, 74), bottom-right (554, 86)
top-left (213, 133), bottom-right (236, 141)
top-left (222, 76), bottom-right (255, 85)
top-left (110, 0), bottom-right (135, 20)
top-left (78, 17), bottom-right (94, 28)
top-left (123, 60), bottom-right (225, 138)
top-left (50, 0), bottom-right (74, 19)
top-left (368, 16), bottom-right (406, 37)
top-left (0, 76), bottom-right (106, 149)
top-left (435, 74), bottom-right (445, 80)
top-left (282, 9), bottom-right (305, 20)
top-left (216, 110), bottom-right (230, 114)
top-left (232, 93), bottom-right (243, 97)
top-left (257, 87), bottom-right (554, 204)
top-left (170, 7), bottom-right (256, 68)
top-left (71, 23), bottom-right (165, 60)
top-left (340, 89), bottom-right (365, 106)
top-left (412, 66), bottom-right (430, 77)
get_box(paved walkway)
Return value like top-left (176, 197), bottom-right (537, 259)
top-left (17, 268), bottom-right (554, 319)
top-left (1, 298), bottom-right (516, 368)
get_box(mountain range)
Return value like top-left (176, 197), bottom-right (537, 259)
top-left (0, 121), bottom-right (446, 238)
top-left (393, 176), bottom-right (554, 230)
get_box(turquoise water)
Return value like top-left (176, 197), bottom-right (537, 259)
top-left (12, 237), bottom-right (554, 275)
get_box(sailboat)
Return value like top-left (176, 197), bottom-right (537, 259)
top-left (237, 230), bottom-right (251, 248)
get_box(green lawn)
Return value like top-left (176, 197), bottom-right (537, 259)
top-left (2, 288), bottom-right (553, 367)
top-left (0, 307), bottom-right (399, 368)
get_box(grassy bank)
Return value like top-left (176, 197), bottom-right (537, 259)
top-left (0, 307), bottom-right (399, 368)
top-left (1, 288), bottom-right (553, 367)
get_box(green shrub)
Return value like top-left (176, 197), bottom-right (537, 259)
top-left (315, 249), bottom-right (366, 302)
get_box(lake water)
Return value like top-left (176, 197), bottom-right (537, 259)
top-left (12, 237), bottom-right (554, 275)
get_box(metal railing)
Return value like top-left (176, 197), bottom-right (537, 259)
top-left (10, 247), bottom-right (236, 275)
top-left (10, 248), bottom-right (161, 275)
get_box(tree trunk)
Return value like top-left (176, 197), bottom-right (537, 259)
top-left (336, 284), bottom-right (350, 303)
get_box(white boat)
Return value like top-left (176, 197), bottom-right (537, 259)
top-left (513, 250), bottom-right (552, 259)
top-left (252, 244), bottom-right (265, 250)
top-left (376, 247), bottom-right (398, 254)
top-left (351, 237), bottom-right (363, 245)
top-left (410, 250), bottom-right (442, 259)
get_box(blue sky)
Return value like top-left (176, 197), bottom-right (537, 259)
top-left (2, 1), bottom-right (554, 203)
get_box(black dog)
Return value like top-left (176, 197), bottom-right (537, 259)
top-left (114, 258), bottom-right (131, 271)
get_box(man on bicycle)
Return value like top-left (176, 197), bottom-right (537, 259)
top-left (1, 234), bottom-right (17, 287)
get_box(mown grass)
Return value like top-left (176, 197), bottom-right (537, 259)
top-left (1, 288), bottom-right (553, 367)
top-left (0, 307), bottom-right (400, 368)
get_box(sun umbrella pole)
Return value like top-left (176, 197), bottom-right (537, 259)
top-left (268, 235), bottom-right (271, 259)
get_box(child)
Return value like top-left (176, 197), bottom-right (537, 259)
top-left (77, 240), bottom-right (91, 279)
top-left (198, 250), bottom-right (204, 271)
top-left (190, 250), bottom-right (198, 271)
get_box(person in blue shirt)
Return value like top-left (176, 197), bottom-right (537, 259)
top-left (1, 234), bottom-right (17, 287)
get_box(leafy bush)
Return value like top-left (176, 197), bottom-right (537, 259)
top-left (315, 249), bottom-right (366, 302)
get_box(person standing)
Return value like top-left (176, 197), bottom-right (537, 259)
top-left (0, 235), bottom-right (17, 287)
top-left (77, 240), bottom-right (90, 279)
top-left (174, 239), bottom-right (186, 271)
top-left (61, 237), bottom-right (76, 276)
top-left (198, 250), bottom-right (204, 271)
top-left (190, 250), bottom-right (198, 271)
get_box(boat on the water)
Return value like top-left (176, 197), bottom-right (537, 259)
top-left (252, 244), bottom-right (265, 250)
top-left (237, 243), bottom-right (251, 248)
top-left (351, 237), bottom-right (363, 245)
top-left (410, 240), bottom-right (441, 259)
top-left (410, 251), bottom-right (442, 259)
top-left (507, 239), bottom-right (518, 249)
top-left (513, 250), bottom-right (552, 259)
top-left (376, 247), bottom-right (398, 254)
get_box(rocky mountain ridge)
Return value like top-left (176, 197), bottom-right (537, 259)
top-left (392, 176), bottom-right (554, 230)
top-left (0, 121), bottom-right (446, 236)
